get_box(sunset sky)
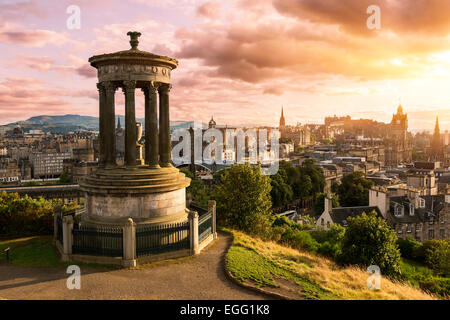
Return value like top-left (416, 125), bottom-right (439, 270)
top-left (0, 0), bottom-right (449, 132)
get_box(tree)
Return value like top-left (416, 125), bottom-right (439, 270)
top-left (180, 168), bottom-right (209, 206)
top-left (337, 171), bottom-right (374, 207)
top-left (423, 240), bottom-right (450, 276)
top-left (270, 167), bottom-right (293, 208)
top-left (338, 211), bottom-right (401, 277)
top-left (58, 170), bottom-right (71, 184)
top-left (188, 179), bottom-right (209, 206)
top-left (298, 159), bottom-right (325, 196)
top-left (179, 168), bottom-right (194, 180)
top-left (213, 164), bottom-right (272, 235)
top-left (313, 192), bottom-right (340, 216)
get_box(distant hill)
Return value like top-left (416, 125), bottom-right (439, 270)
top-left (3, 114), bottom-right (205, 134)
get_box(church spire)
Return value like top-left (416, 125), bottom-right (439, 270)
top-left (431, 115), bottom-right (442, 160)
top-left (434, 116), bottom-right (440, 134)
top-left (279, 106), bottom-right (286, 128)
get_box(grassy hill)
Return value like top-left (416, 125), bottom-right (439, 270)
top-left (226, 230), bottom-right (436, 300)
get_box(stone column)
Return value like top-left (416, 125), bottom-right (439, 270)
top-left (143, 82), bottom-right (160, 168)
top-left (159, 84), bottom-right (172, 167)
top-left (104, 81), bottom-right (117, 168)
top-left (208, 200), bottom-right (217, 240)
top-left (97, 83), bottom-right (106, 166)
top-left (62, 215), bottom-right (74, 262)
top-left (189, 210), bottom-right (199, 255)
top-left (122, 218), bottom-right (137, 267)
top-left (123, 80), bottom-right (137, 167)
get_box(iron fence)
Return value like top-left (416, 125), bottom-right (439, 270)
top-left (57, 214), bottom-right (63, 245)
top-left (198, 211), bottom-right (212, 243)
top-left (72, 224), bottom-right (123, 257)
top-left (136, 222), bottom-right (190, 257)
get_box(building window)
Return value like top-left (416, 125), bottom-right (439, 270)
top-left (428, 229), bottom-right (434, 239)
top-left (397, 225), bottom-right (403, 234)
top-left (440, 216), bottom-right (445, 224)
top-left (394, 204), bottom-right (404, 217)
top-left (406, 224), bottom-right (412, 233)
top-left (440, 229), bottom-right (445, 239)
top-left (415, 224), bottom-right (421, 232)
top-left (409, 203), bottom-right (414, 216)
top-left (419, 198), bottom-right (425, 208)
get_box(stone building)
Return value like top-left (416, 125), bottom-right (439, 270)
top-left (0, 158), bottom-right (21, 183)
top-left (369, 186), bottom-right (449, 242)
top-left (30, 151), bottom-right (71, 178)
top-left (279, 107), bottom-right (311, 147)
top-left (384, 105), bottom-right (413, 168)
top-left (389, 194), bottom-right (449, 242)
top-left (316, 193), bottom-right (383, 229)
top-left (406, 162), bottom-right (438, 196)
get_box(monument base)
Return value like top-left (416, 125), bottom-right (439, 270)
top-left (79, 165), bottom-right (191, 225)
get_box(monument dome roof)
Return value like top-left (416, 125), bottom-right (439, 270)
top-left (88, 31), bottom-right (178, 70)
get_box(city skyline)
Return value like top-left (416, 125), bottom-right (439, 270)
top-left (0, 0), bottom-right (449, 131)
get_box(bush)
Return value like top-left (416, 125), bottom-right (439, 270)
top-left (400, 260), bottom-right (450, 299)
top-left (397, 238), bottom-right (423, 260)
top-left (311, 224), bottom-right (345, 258)
top-left (280, 228), bottom-right (319, 253)
top-left (0, 191), bottom-right (56, 237)
top-left (338, 211), bottom-right (401, 277)
top-left (423, 240), bottom-right (450, 277)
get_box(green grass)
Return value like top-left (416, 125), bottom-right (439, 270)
top-left (400, 259), bottom-right (450, 299)
top-left (0, 236), bottom-right (117, 269)
top-left (226, 244), bottom-right (337, 300)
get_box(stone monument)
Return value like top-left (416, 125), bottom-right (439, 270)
top-left (80, 31), bottom-right (191, 226)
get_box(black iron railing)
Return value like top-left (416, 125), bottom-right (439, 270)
top-left (57, 214), bottom-right (63, 245)
top-left (72, 224), bottom-right (123, 257)
top-left (136, 222), bottom-right (190, 257)
top-left (198, 211), bottom-right (212, 243)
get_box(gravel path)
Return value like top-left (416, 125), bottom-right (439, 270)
top-left (0, 232), bottom-right (267, 300)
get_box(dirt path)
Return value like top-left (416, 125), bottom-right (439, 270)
top-left (0, 232), bottom-right (267, 300)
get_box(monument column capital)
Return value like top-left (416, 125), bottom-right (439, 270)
top-left (96, 82), bottom-right (105, 92)
top-left (103, 81), bottom-right (117, 92)
top-left (122, 80), bottom-right (137, 92)
top-left (158, 83), bottom-right (172, 94)
top-left (141, 81), bottom-right (159, 95)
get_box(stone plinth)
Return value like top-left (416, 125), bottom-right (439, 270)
top-left (80, 165), bottom-right (190, 225)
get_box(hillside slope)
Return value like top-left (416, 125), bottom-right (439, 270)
top-left (226, 230), bottom-right (436, 300)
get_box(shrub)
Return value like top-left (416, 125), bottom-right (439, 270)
top-left (280, 228), bottom-right (319, 253)
top-left (397, 238), bottom-right (423, 260)
top-left (0, 191), bottom-right (56, 237)
top-left (318, 241), bottom-right (342, 259)
top-left (423, 239), bottom-right (450, 277)
top-left (338, 211), bottom-right (401, 277)
top-left (311, 224), bottom-right (345, 258)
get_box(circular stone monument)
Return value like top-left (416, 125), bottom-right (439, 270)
top-left (79, 31), bottom-right (191, 226)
